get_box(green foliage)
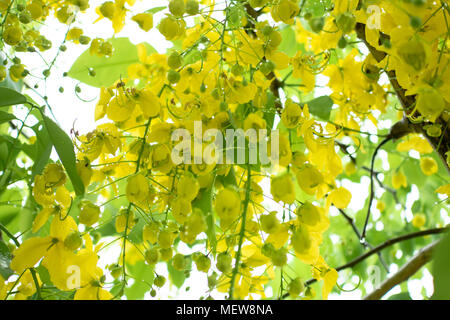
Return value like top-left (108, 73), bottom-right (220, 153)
top-left (304, 95), bottom-right (334, 121)
top-left (125, 261), bottom-right (154, 299)
top-left (146, 6), bottom-right (166, 14)
top-left (388, 292), bottom-right (412, 300)
top-left (0, 240), bottom-right (13, 280)
top-left (278, 26), bottom-right (304, 57)
top-left (167, 259), bottom-right (186, 288)
top-left (41, 114), bottom-right (85, 196)
top-left (192, 178), bottom-right (217, 255)
top-left (0, 87), bottom-right (27, 107)
top-left (0, 111), bottom-right (16, 124)
top-left (68, 38), bottom-right (156, 88)
top-left (433, 232), bottom-right (450, 300)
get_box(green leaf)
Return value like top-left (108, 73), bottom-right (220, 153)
top-left (433, 232), bottom-right (450, 300)
top-left (0, 240), bottom-right (13, 280)
top-left (41, 114), bottom-right (85, 196)
top-left (387, 292), bottom-right (412, 300)
top-left (192, 179), bottom-right (217, 255)
top-left (0, 110), bottom-right (16, 124)
top-left (167, 260), bottom-right (186, 288)
top-left (0, 74), bottom-right (23, 92)
top-left (304, 95), bottom-right (333, 121)
top-left (263, 91), bottom-right (276, 130)
top-left (278, 26), bottom-right (304, 57)
top-left (125, 260), bottom-right (154, 299)
top-left (68, 38), bottom-right (156, 88)
top-left (0, 87), bottom-right (27, 107)
top-left (36, 264), bottom-right (52, 286)
top-left (146, 6), bottom-right (166, 14)
top-left (403, 158), bottom-right (426, 187)
top-left (32, 142), bottom-right (52, 179)
top-left (30, 121), bottom-right (53, 179)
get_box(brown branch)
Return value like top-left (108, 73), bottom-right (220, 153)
top-left (362, 137), bottom-right (392, 240)
top-left (337, 208), bottom-right (389, 271)
top-left (355, 22), bottom-right (450, 174)
top-left (364, 240), bottom-right (440, 300)
top-left (281, 227), bottom-right (448, 295)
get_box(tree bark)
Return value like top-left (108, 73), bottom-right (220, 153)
top-left (355, 23), bottom-right (450, 174)
top-left (364, 240), bottom-right (440, 300)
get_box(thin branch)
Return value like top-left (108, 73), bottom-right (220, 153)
top-left (337, 208), bottom-right (389, 271)
top-left (364, 240), bottom-right (440, 300)
top-left (229, 165), bottom-right (251, 299)
top-left (336, 227), bottom-right (446, 273)
top-left (287, 227), bottom-right (448, 293)
top-left (0, 222), bottom-right (20, 246)
top-left (361, 137), bottom-right (392, 240)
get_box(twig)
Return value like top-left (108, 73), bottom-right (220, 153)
top-left (0, 222), bottom-right (20, 246)
top-left (229, 165), bottom-right (251, 299)
top-left (361, 137), bottom-right (391, 240)
top-left (337, 208), bottom-right (389, 271)
top-left (364, 240), bottom-right (440, 300)
top-left (282, 227), bottom-right (448, 295)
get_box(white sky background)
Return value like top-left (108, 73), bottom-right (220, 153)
top-left (9, 0), bottom-right (446, 300)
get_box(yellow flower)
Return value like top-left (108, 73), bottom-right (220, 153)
top-left (327, 187), bottom-right (352, 209)
top-left (296, 201), bottom-right (327, 231)
top-left (420, 157), bottom-right (438, 176)
top-left (415, 87), bottom-right (445, 123)
top-left (126, 173), bottom-right (151, 204)
top-left (215, 188), bottom-right (241, 221)
top-left (275, 134), bottom-right (292, 167)
top-left (11, 216), bottom-right (85, 291)
top-left (106, 90), bottom-right (136, 122)
top-left (67, 27), bottom-right (83, 43)
top-left (291, 226), bottom-right (312, 256)
top-left (150, 144), bottom-right (173, 173)
top-left (270, 0), bottom-right (299, 25)
top-left (260, 212), bottom-right (280, 234)
top-left (14, 269), bottom-right (41, 299)
top-left (412, 213), bottom-right (426, 228)
top-left (376, 201), bottom-right (385, 212)
top-left (74, 262), bottom-right (112, 300)
top-left (436, 184), bottom-right (450, 197)
top-left (392, 171), bottom-right (407, 189)
top-left (290, 53), bottom-right (315, 92)
top-left (172, 197), bottom-right (192, 224)
top-left (397, 134), bottom-right (433, 154)
top-left (115, 209), bottom-right (136, 233)
top-left (295, 164), bottom-right (324, 195)
top-left (94, 87), bottom-right (113, 120)
top-left (344, 161), bottom-right (357, 175)
top-left (0, 275), bottom-right (7, 300)
top-left (177, 172), bottom-right (199, 201)
top-left (42, 163), bottom-right (67, 188)
top-left (134, 88), bottom-right (160, 118)
top-left (281, 99), bottom-right (302, 128)
top-left (132, 13), bottom-right (153, 32)
top-left (78, 200), bottom-right (101, 226)
top-left (243, 113), bottom-right (267, 140)
top-left (270, 173), bottom-right (295, 204)
top-left (312, 256), bottom-right (338, 300)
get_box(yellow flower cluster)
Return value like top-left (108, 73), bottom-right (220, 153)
top-left (1, 0), bottom-right (448, 301)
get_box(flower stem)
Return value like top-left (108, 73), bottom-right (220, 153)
top-left (228, 164), bottom-right (251, 300)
